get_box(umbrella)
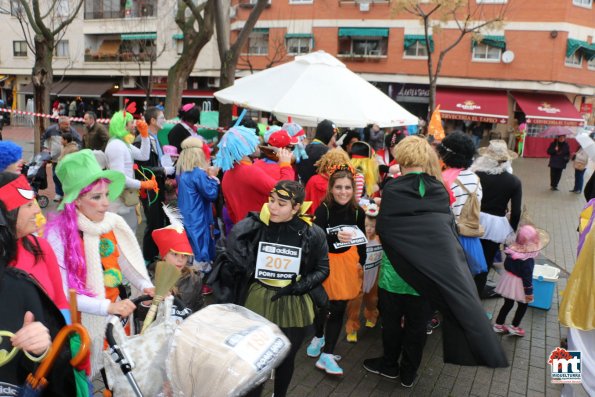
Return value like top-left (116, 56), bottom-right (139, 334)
top-left (215, 51), bottom-right (418, 128)
top-left (19, 323), bottom-right (90, 396)
top-left (537, 126), bottom-right (575, 137)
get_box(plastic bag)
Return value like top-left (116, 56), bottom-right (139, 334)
top-left (166, 304), bottom-right (290, 397)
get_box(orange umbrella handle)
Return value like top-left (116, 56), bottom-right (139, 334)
top-left (30, 323), bottom-right (90, 386)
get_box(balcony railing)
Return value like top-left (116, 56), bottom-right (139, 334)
top-left (84, 52), bottom-right (156, 62)
top-left (84, 0), bottom-right (157, 19)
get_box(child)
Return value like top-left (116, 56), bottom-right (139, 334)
top-left (58, 132), bottom-right (79, 162)
top-left (493, 224), bottom-right (549, 336)
top-left (151, 206), bottom-right (204, 322)
top-left (345, 201), bottom-right (381, 342)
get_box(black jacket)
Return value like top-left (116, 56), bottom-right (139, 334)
top-left (210, 213), bottom-right (329, 305)
top-left (377, 173), bottom-right (508, 368)
top-left (547, 140), bottom-right (570, 169)
top-left (297, 143), bottom-right (329, 185)
top-left (168, 123), bottom-right (192, 154)
top-left (0, 267), bottom-right (76, 397)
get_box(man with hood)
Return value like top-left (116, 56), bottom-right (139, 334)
top-left (297, 119), bottom-right (337, 184)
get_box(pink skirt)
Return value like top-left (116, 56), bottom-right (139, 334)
top-left (495, 271), bottom-right (526, 302)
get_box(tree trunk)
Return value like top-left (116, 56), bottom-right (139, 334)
top-left (217, 54), bottom-right (237, 128)
top-left (165, 39), bottom-right (204, 119)
top-left (32, 36), bottom-right (53, 154)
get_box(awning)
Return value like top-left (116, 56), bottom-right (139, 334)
top-left (285, 33), bottom-right (313, 39)
top-left (436, 88), bottom-right (508, 123)
top-left (172, 33), bottom-right (183, 40)
top-left (114, 89), bottom-right (214, 98)
top-left (566, 38), bottom-right (595, 60)
top-left (19, 80), bottom-right (71, 96)
top-left (121, 33), bottom-right (157, 41)
top-left (404, 34), bottom-right (434, 53)
top-left (56, 81), bottom-right (114, 98)
top-left (512, 92), bottom-right (585, 126)
top-left (252, 28), bottom-right (269, 34)
top-left (338, 27), bottom-right (389, 38)
top-left (472, 35), bottom-right (506, 50)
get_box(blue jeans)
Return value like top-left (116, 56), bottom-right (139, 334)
top-left (573, 169), bottom-right (586, 193)
top-left (52, 162), bottom-right (63, 196)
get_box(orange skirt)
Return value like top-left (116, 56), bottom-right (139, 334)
top-left (323, 246), bottom-right (362, 301)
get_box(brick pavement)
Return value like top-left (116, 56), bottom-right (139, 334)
top-left (2, 127), bottom-right (589, 396)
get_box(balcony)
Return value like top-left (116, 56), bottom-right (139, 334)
top-left (84, 0), bottom-right (157, 19)
top-left (84, 34), bottom-right (157, 62)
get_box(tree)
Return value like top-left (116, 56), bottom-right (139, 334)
top-left (393, 0), bottom-right (509, 120)
top-left (214, 0), bottom-right (269, 127)
top-left (164, 0), bottom-right (215, 119)
top-left (14, 0), bottom-right (84, 153)
top-left (238, 32), bottom-right (287, 74)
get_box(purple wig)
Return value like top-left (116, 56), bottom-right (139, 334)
top-left (45, 178), bottom-right (111, 296)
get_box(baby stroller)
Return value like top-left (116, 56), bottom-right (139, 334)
top-left (22, 151), bottom-right (51, 208)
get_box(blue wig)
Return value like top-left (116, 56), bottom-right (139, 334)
top-left (0, 141), bottom-right (23, 171)
top-left (214, 126), bottom-right (259, 172)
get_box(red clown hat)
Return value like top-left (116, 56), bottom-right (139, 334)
top-left (152, 204), bottom-right (194, 258)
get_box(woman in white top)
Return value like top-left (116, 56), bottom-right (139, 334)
top-left (438, 132), bottom-right (488, 278)
top-left (104, 107), bottom-right (156, 232)
top-left (45, 150), bottom-right (154, 376)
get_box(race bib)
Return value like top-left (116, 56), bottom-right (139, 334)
top-left (364, 243), bottom-right (383, 271)
top-left (255, 242), bottom-right (301, 281)
top-left (326, 225), bottom-right (368, 249)
top-left (225, 326), bottom-right (288, 371)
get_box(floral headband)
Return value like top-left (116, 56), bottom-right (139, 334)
top-left (328, 163), bottom-right (356, 177)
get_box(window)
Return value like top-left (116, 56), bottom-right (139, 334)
top-left (476, 0), bottom-right (507, 3)
top-left (286, 37), bottom-right (312, 55)
top-left (54, 40), bottom-right (69, 57)
top-left (404, 41), bottom-right (428, 58)
top-left (290, 0), bottom-right (312, 3)
top-left (10, 0), bottom-right (23, 16)
top-left (246, 30), bottom-right (268, 55)
top-left (56, 0), bottom-right (69, 17)
top-left (176, 39), bottom-right (183, 55)
top-left (573, 0), bottom-right (592, 8)
top-left (565, 51), bottom-right (583, 67)
top-left (589, 57), bottom-right (595, 70)
top-left (472, 43), bottom-right (502, 62)
top-left (249, 0), bottom-right (271, 4)
top-left (13, 41), bottom-right (27, 57)
top-left (339, 37), bottom-right (387, 56)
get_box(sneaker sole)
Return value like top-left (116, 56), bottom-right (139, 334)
top-left (362, 364), bottom-right (398, 379)
top-left (315, 362), bottom-right (343, 376)
top-left (307, 351), bottom-right (321, 358)
top-left (508, 331), bottom-right (525, 337)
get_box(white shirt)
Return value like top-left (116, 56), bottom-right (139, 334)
top-left (450, 169), bottom-right (483, 218)
top-left (104, 137), bottom-right (150, 189)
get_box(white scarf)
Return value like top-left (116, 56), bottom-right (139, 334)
top-left (77, 211), bottom-right (150, 376)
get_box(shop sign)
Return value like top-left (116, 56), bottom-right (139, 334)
top-left (580, 103), bottom-right (593, 114)
top-left (389, 83), bottom-right (429, 104)
top-left (537, 102), bottom-right (561, 115)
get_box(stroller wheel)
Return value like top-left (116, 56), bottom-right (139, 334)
top-left (37, 195), bottom-right (49, 208)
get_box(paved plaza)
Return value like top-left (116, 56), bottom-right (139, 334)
top-left (3, 126), bottom-right (590, 396)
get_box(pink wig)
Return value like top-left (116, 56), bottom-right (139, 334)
top-left (45, 178), bottom-right (111, 296)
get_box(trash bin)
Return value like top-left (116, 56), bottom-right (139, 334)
top-left (529, 264), bottom-right (560, 310)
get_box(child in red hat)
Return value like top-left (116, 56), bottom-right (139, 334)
top-left (150, 205), bottom-right (204, 321)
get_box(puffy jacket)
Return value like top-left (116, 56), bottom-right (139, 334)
top-left (210, 212), bottom-right (330, 305)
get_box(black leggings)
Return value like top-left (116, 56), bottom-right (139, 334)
top-left (495, 298), bottom-right (528, 327)
top-left (244, 327), bottom-right (307, 397)
top-left (314, 300), bottom-right (348, 354)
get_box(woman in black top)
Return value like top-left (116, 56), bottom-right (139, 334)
top-left (546, 135), bottom-right (570, 191)
top-left (307, 165), bottom-right (366, 376)
top-left (167, 104), bottom-right (201, 154)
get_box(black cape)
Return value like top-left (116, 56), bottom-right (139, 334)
top-left (377, 173), bottom-right (508, 368)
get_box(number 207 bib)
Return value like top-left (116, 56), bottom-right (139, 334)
top-left (255, 242), bottom-right (302, 281)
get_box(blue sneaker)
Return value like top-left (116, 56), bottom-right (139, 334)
top-left (316, 353), bottom-right (343, 376)
top-left (306, 336), bottom-right (325, 357)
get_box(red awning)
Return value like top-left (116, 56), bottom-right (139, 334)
top-left (436, 88), bottom-right (508, 124)
top-left (114, 89), bottom-right (214, 98)
top-left (512, 92), bottom-right (584, 126)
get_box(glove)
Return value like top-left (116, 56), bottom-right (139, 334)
top-left (140, 176), bottom-right (157, 191)
top-left (136, 119), bottom-right (149, 138)
top-left (271, 275), bottom-right (298, 302)
top-left (164, 166), bottom-right (175, 176)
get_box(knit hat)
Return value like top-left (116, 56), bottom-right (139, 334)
top-left (315, 119), bottom-right (337, 145)
top-left (214, 126), bottom-right (260, 172)
top-left (55, 149), bottom-right (126, 210)
top-left (0, 141), bottom-right (23, 172)
top-left (263, 125), bottom-right (283, 144)
top-left (478, 139), bottom-right (518, 162)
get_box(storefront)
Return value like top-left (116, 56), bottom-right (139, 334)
top-left (387, 83), bottom-right (429, 120)
top-left (512, 92), bottom-right (585, 158)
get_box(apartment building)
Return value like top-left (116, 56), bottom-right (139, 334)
top-left (0, 0), bottom-right (221, 113)
top-left (232, 0), bottom-right (594, 155)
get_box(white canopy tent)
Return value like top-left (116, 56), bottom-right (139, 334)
top-left (215, 51), bottom-right (418, 128)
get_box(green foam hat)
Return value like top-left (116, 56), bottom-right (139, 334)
top-left (56, 149), bottom-right (126, 210)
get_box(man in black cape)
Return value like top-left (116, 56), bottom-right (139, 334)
top-left (377, 171), bottom-right (508, 368)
